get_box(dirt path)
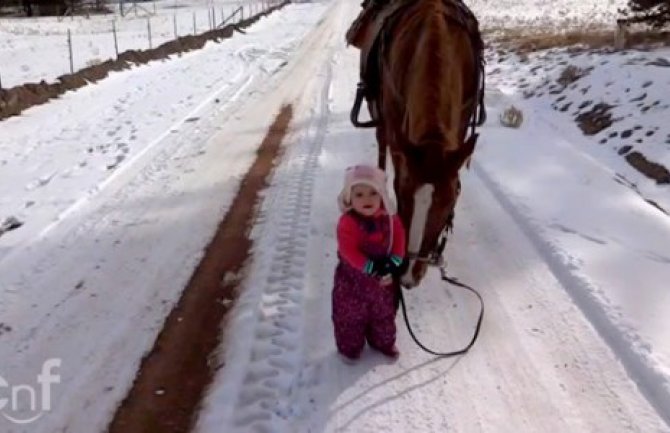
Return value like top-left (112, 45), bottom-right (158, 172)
top-left (107, 105), bottom-right (293, 433)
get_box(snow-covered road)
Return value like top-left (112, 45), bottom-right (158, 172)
top-left (0, 3), bottom-right (331, 431)
top-left (196, 2), bottom-right (670, 431)
top-left (1, 0), bottom-right (669, 431)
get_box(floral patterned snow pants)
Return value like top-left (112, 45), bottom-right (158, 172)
top-left (332, 236), bottom-right (397, 358)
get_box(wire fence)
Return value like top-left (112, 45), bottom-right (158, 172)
top-left (0, 0), bottom-right (279, 89)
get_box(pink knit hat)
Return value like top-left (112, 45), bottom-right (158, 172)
top-left (338, 164), bottom-right (394, 213)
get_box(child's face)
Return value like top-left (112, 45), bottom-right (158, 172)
top-left (350, 184), bottom-right (381, 216)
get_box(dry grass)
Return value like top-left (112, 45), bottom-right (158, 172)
top-left (625, 29), bottom-right (670, 48)
top-left (485, 26), bottom-right (670, 53)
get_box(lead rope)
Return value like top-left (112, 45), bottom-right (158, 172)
top-left (398, 266), bottom-right (484, 357)
top-left (383, 167), bottom-right (483, 357)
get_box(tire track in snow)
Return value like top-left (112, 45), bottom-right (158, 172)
top-left (474, 90), bottom-right (670, 426)
top-left (229, 54), bottom-right (334, 433)
top-left (107, 103), bottom-right (296, 433)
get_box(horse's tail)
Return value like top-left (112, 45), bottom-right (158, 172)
top-left (399, 2), bottom-right (472, 151)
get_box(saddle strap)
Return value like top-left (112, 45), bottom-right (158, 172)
top-left (353, 0), bottom-right (487, 137)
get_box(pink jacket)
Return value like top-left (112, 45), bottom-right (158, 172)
top-left (336, 210), bottom-right (406, 271)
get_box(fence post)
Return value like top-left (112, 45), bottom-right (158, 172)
top-left (67, 29), bottom-right (74, 74)
top-left (615, 19), bottom-right (628, 50)
top-left (147, 17), bottom-right (152, 49)
top-left (193, 11), bottom-right (196, 35)
top-left (173, 14), bottom-right (177, 38)
top-left (112, 19), bottom-right (119, 57)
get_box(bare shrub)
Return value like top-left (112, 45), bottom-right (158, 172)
top-left (499, 105), bottom-right (524, 128)
top-left (625, 151), bottom-right (670, 184)
top-left (575, 103), bottom-right (614, 135)
top-left (557, 65), bottom-right (590, 87)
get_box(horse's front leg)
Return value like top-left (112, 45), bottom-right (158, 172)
top-left (378, 141), bottom-right (386, 170)
top-left (376, 127), bottom-right (387, 170)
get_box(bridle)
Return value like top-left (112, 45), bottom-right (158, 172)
top-left (406, 228), bottom-right (448, 266)
top-left (405, 205), bottom-right (455, 267)
top-left (402, 171), bottom-right (459, 267)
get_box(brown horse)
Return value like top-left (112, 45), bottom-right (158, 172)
top-left (348, 0), bottom-right (485, 287)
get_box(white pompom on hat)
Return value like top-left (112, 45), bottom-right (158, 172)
top-left (337, 164), bottom-right (394, 213)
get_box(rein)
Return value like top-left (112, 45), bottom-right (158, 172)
top-left (401, 227), bottom-right (485, 357)
top-left (398, 266), bottom-right (484, 357)
top-left (380, 182), bottom-right (484, 357)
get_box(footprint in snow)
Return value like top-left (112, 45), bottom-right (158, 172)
top-left (25, 172), bottom-right (56, 190)
top-left (0, 216), bottom-right (24, 237)
top-left (0, 322), bottom-right (12, 336)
